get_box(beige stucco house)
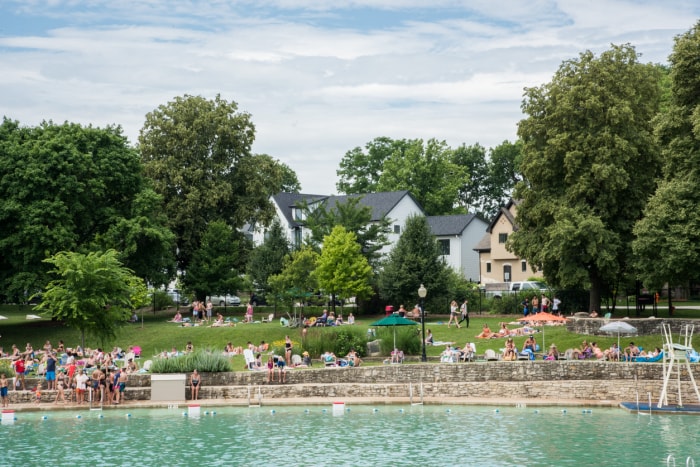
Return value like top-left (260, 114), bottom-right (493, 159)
top-left (473, 199), bottom-right (542, 284)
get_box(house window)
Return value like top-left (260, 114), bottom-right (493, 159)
top-left (393, 225), bottom-right (401, 234)
top-left (521, 260), bottom-right (527, 272)
top-left (486, 262), bottom-right (491, 273)
top-left (293, 228), bottom-right (302, 248)
top-left (498, 233), bottom-right (508, 244)
top-left (438, 239), bottom-right (450, 256)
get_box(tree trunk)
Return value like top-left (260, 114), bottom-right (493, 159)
top-left (589, 270), bottom-right (602, 313)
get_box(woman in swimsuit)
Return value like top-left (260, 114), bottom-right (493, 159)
top-left (190, 369), bottom-right (200, 400)
top-left (284, 335), bottom-right (293, 365)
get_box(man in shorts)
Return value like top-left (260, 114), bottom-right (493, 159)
top-left (44, 352), bottom-right (57, 390)
top-left (75, 370), bottom-right (89, 404)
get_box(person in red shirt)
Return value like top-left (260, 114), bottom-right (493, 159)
top-left (13, 358), bottom-right (26, 391)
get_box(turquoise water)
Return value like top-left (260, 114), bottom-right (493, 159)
top-left (2, 404), bottom-right (699, 466)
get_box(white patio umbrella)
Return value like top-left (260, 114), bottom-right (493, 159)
top-left (599, 321), bottom-right (637, 350)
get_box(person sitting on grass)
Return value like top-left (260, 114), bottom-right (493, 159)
top-left (476, 324), bottom-right (493, 339)
top-left (210, 313), bottom-right (225, 327)
top-left (169, 311), bottom-right (183, 323)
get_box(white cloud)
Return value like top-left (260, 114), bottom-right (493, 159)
top-left (0, 1), bottom-right (698, 195)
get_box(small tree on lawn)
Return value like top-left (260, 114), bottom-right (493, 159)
top-left (315, 225), bottom-right (373, 312)
top-left (37, 249), bottom-right (147, 348)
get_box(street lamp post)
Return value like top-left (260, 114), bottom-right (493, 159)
top-left (418, 284), bottom-right (427, 362)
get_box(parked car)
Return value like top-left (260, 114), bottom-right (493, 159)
top-left (166, 289), bottom-right (189, 306)
top-left (249, 293), bottom-right (267, 306)
top-left (208, 294), bottom-right (241, 306)
top-left (484, 281), bottom-right (548, 299)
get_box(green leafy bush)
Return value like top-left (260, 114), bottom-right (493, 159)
top-left (149, 350), bottom-right (232, 373)
top-left (377, 327), bottom-right (421, 355)
top-left (0, 360), bottom-right (14, 378)
top-left (302, 327), bottom-right (368, 358)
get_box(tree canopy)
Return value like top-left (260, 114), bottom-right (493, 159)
top-left (247, 220), bottom-right (290, 297)
top-left (511, 44), bottom-right (661, 312)
top-left (0, 118), bottom-right (173, 301)
top-left (314, 225), bottom-right (373, 304)
top-left (633, 21), bottom-right (700, 291)
top-left (139, 94), bottom-right (290, 273)
top-left (268, 246), bottom-right (319, 306)
top-left (36, 250), bottom-right (146, 347)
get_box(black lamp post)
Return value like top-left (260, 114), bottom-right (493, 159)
top-left (418, 284), bottom-right (427, 362)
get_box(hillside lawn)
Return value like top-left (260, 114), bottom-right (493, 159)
top-left (1, 303), bottom-right (698, 367)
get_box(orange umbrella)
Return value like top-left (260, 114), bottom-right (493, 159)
top-left (518, 312), bottom-right (568, 350)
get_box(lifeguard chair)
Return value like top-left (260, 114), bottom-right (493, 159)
top-left (658, 323), bottom-right (700, 408)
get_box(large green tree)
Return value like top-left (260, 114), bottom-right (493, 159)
top-left (377, 215), bottom-right (450, 312)
top-left (336, 137), bottom-right (466, 215)
top-left (377, 138), bottom-right (466, 215)
top-left (36, 249), bottom-right (146, 347)
top-left (0, 118), bottom-right (172, 301)
top-left (139, 94), bottom-right (287, 272)
top-left (511, 44), bottom-right (661, 312)
top-left (336, 136), bottom-right (397, 194)
top-left (314, 225), bottom-right (373, 309)
top-left (633, 22), bottom-right (700, 293)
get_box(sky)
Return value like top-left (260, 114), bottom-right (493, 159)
top-left (1, 1), bottom-right (698, 195)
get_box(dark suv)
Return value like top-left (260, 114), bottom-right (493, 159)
top-left (250, 293), bottom-right (267, 306)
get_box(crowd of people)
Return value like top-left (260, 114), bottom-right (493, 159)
top-left (0, 340), bottom-right (137, 405)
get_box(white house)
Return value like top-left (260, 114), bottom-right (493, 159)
top-left (250, 190), bottom-right (484, 280)
top-left (426, 214), bottom-right (488, 283)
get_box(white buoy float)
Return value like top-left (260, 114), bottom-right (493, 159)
top-left (188, 404), bottom-right (201, 418)
top-left (333, 402), bottom-right (345, 417)
top-left (2, 410), bottom-right (15, 424)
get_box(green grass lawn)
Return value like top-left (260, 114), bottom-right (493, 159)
top-left (1, 303), bottom-right (698, 366)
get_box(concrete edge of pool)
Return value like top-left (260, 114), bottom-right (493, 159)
top-left (4, 396), bottom-right (623, 413)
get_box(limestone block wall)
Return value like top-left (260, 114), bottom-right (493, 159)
top-left (7, 362), bottom-right (700, 406)
top-left (567, 318), bottom-right (698, 336)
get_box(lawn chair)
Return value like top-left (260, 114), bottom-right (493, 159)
top-left (484, 349), bottom-right (500, 361)
top-left (461, 343), bottom-right (476, 362)
top-left (262, 313), bottom-right (274, 323)
top-left (243, 349), bottom-right (255, 370)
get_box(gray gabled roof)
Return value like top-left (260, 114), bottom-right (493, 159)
top-left (272, 190), bottom-right (424, 226)
top-left (272, 192), bottom-right (327, 228)
top-left (323, 190), bottom-right (423, 221)
top-left (426, 214), bottom-right (479, 236)
top-left (473, 232), bottom-right (491, 252)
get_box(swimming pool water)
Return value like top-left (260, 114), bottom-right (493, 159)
top-left (3, 405), bottom-right (698, 466)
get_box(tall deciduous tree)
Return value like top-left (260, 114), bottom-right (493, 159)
top-left (378, 215), bottom-right (450, 312)
top-left (139, 94), bottom-right (285, 272)
top-left (0, 118), bottom-right (172, 301)
top-left (511, 44), bottom-right (661, 312)
top-left (336, 136), bottom-right (397, 194)
top-left (314, 226), bottom-right (373, 308)
top-left (633, 22), bottom-right (700, 293)
top-left (378, 138), bottom-right (466, 215)
top-left (36, 250), bottom-right (146, 348)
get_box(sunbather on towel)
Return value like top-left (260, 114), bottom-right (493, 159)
top-left (476, 324), bottom-right (493, 339)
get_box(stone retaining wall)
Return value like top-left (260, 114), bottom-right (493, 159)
top-left (8, 362), bottom-right (700, 406)
top-left (567, 317), bottom-right (697, 336)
